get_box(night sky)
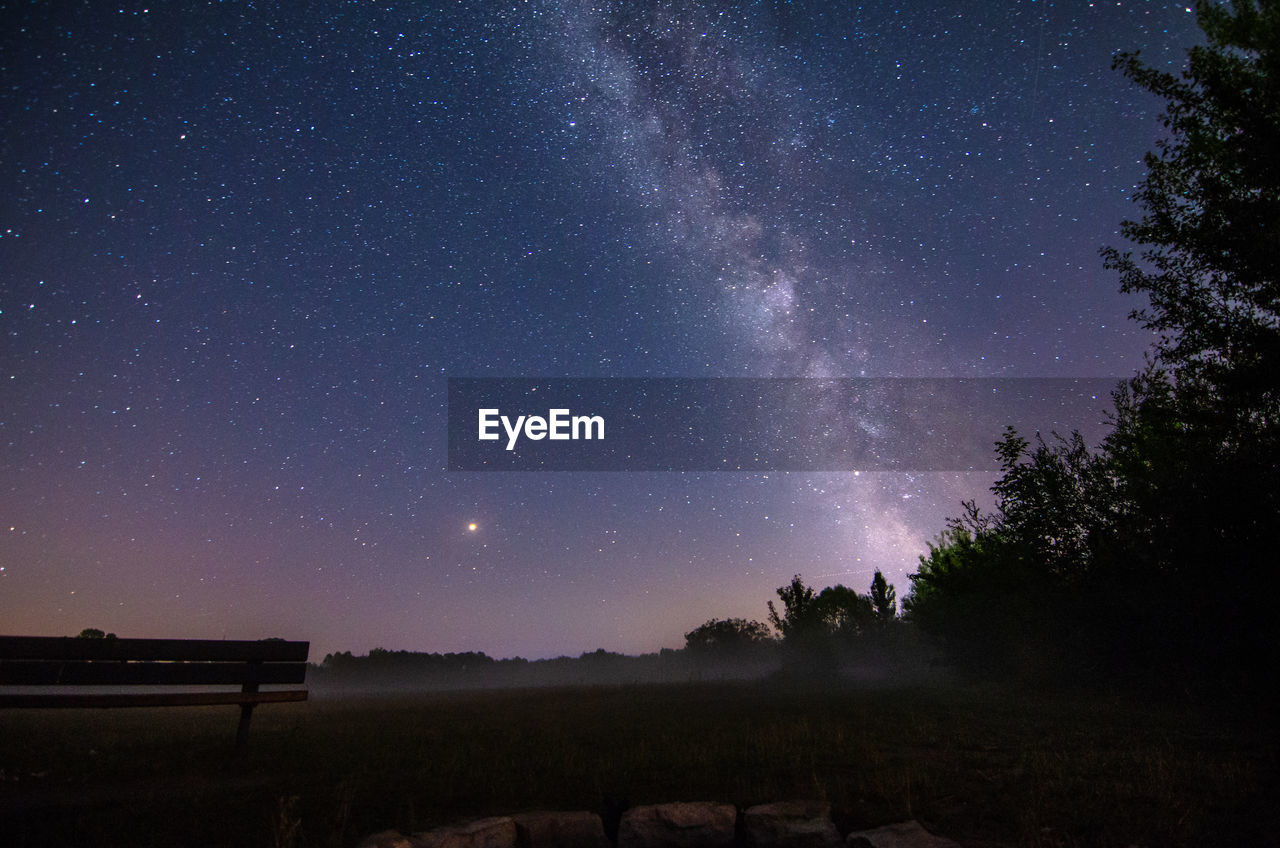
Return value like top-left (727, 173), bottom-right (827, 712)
top-left (1, 1), bottom-right (1201, 660)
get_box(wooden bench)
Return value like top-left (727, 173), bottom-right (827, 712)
top-left (0, 636), bottom-right (309, 746)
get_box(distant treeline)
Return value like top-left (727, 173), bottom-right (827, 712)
top-left (310, 645), bottom-right (783, 692)
top-left (311, 567), bottom-right (935, 693)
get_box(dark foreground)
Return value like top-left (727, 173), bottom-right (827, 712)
top-left (0, 682), bottom-right (1275, 847)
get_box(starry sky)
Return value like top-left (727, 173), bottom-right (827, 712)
top-left (1, 1), bottom-right (1201, 660)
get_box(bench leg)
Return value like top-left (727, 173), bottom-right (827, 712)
top-left (236, 702), bottom-right (256, 747)
top-left (237, 678), bottom-right (260, 748)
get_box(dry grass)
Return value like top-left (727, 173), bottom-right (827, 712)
top-left (0, 681), bottom-right (1274, 847)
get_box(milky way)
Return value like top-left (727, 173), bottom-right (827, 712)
top-left (0, 1), bottom-right (1200, 658)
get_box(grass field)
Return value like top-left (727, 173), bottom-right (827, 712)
top-left (1, 681), bottom-right (1275, 847)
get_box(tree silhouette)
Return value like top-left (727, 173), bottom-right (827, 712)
top-left (1102, 1), bottom-right (1280, 408)
top-left (684, 618), bottom-right (773, 655)
top-left (869, 570), bottom-right (897, 621)
top-left (767, 574), bottom-right (823, 640)
top-left (906, 1), bottom-right (1280, 687)
top-left (1097, 0), bottom-right (1280, 682)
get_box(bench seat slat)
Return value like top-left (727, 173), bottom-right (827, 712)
top-left (0, 690), bottom-right (308, 709)
top-left (0, 660), bottom-right (308, 686)
top-left (0, 636), bottom-right (309, 663)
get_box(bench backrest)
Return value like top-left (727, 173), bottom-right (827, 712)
top-left (0, 636), bottom-right (309, 687)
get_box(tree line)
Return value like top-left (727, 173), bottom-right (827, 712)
top-left (682, 569), bottom-right (916, 683)
top-left (905, 0), bottom-right (1279, 692)
top-left (699, 2), bottom-right (1279, 693)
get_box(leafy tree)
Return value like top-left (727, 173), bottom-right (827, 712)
top-left (1098, 0), bottom-right (1280, 680)
top-left (76, 628), bottom-right (116, 639)
top-left (683, 618), bottom-right (773, 654)
top-left (1098, 0), bottom-right (1280, 579)
top-left (906, 504), bottom-right (1038, 676)
top-left (766, 574), bottom-right (844, 679)
top-left (908, 3), bottom-right (1280, 686)
top-left (869, 570), bottom-right (897, 621)
top-left (813, 584), bottom-right (875, 643)
top-left (771, 572), bottom-right (905, 645)
top-left (767, 574), bottom-right (823, 640)
top-left (1101, 1), bottom-right (1280, 410)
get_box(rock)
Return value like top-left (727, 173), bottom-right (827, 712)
top-left (356, 831), bottom-right (418, 848)
top-left (845, 821), bottom-right (961, 848)
top-left (413, 817), bottom-right (518, 848)
top-left (513, 810), bottom-right (611, 848)
top-left (743, 801), bottom-right (842, 848)
top-left (616, 802), bottom-right (737, 848)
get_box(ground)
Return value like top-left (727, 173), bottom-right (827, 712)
top-left (0, 681), bottom-right (1274, 847)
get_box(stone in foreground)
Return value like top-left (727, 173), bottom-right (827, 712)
top-left (413, 816), bottom-right (518, 848)
top-left (617, 801), bottom-right (737, 848)
top-left (356, 831), bottom-right (418, 848)
top-left (743, 800), bottom-right (842, 848)
top-left (513, 810), bottom-right (611, 848)
top-left (845, 820), bottom-right (961, 848)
